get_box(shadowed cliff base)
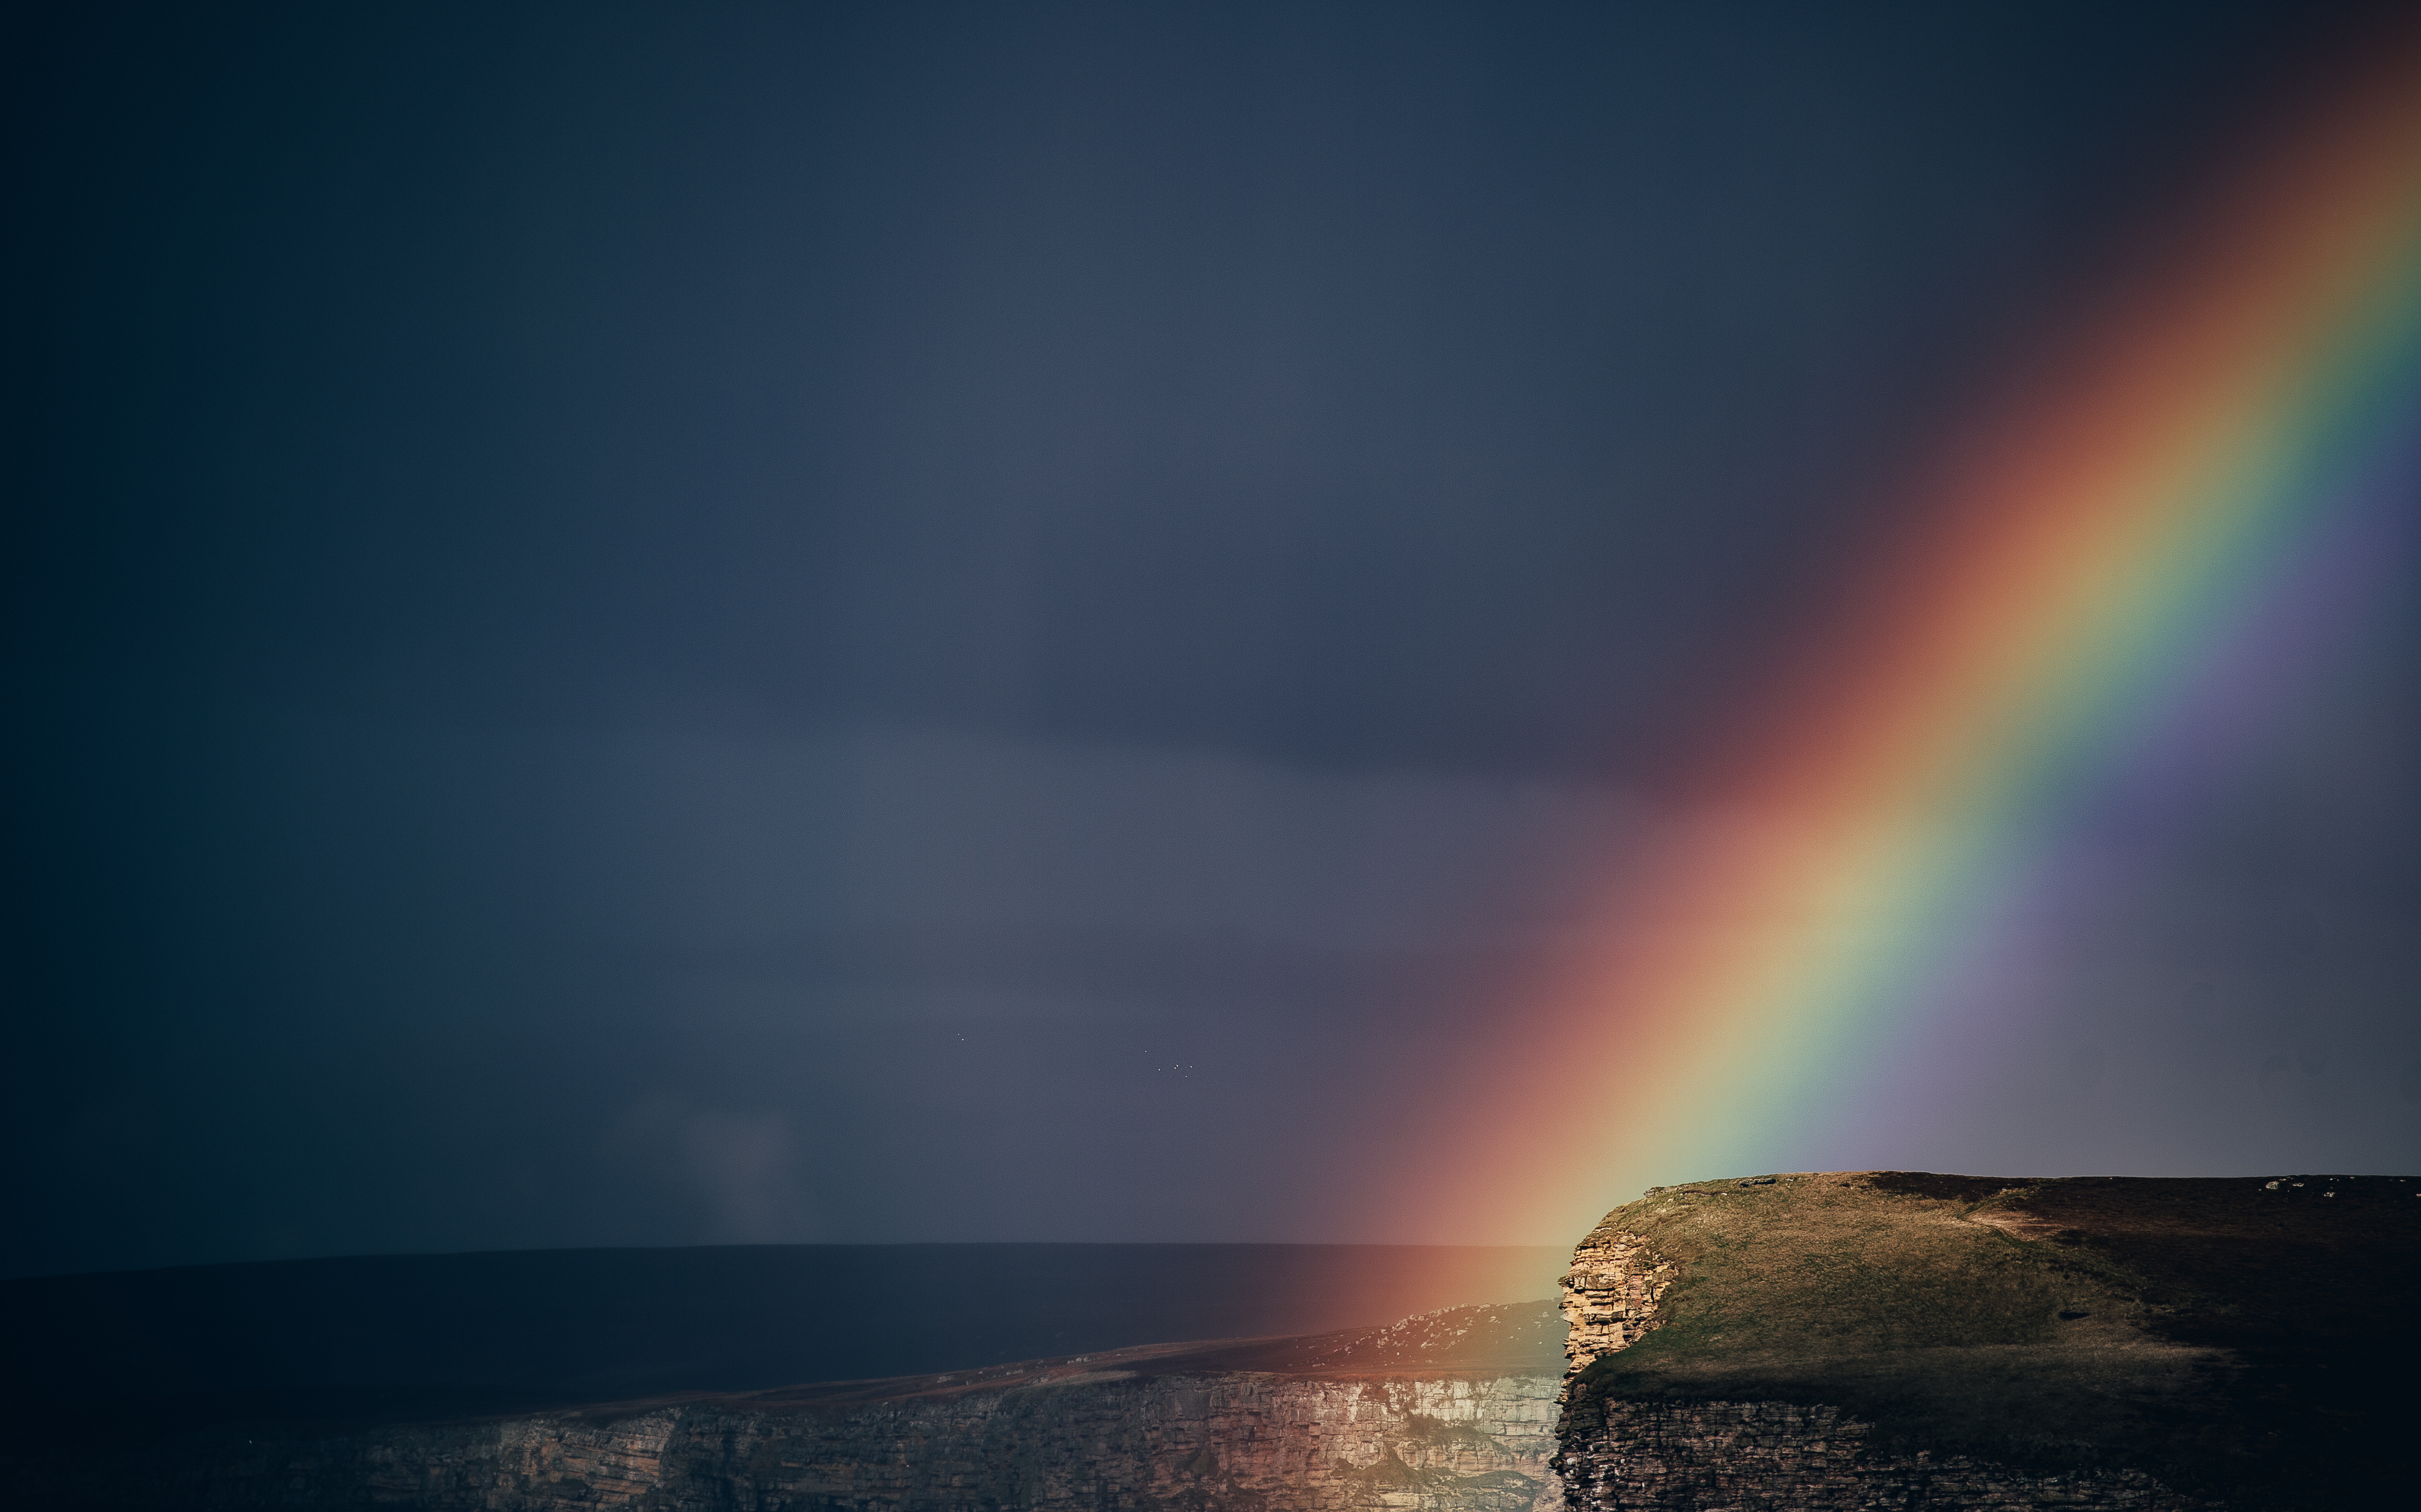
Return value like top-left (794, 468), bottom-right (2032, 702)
top-left (1557, 1172), bottom-right (2421, 1511)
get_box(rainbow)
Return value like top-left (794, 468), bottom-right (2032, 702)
top-left (1378, 24), bottom-right (2421, 1245)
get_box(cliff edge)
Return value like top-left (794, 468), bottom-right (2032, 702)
top-left (1553, 1171), bottom-right (2421, 1511)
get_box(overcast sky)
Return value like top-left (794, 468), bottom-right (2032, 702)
top-left (10, 0), bottom-right (2415, 1278)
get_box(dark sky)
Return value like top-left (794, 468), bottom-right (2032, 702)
top-left (10, 1), bottom-right (2416, 1278)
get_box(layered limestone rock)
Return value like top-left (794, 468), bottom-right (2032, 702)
top-left (1555, 1221), bottom-right (1675, 1374)
top-left (317, 1371), bottom-right (1565, 1512)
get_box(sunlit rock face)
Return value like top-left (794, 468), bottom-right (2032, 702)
top-left (309, 1372), bottom-right (1564, 1512)
top-left (1557, 1221), bottom-right (1677, 1374)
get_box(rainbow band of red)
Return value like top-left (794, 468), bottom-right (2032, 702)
top-left (1381, 25), bottom-right (2421, 1243)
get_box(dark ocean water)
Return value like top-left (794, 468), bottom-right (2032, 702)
top-left (2, 1243), bottom-right (1564, 1426)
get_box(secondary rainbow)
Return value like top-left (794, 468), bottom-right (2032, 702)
top-left (1379, 27), bottom-right (2421, 1244)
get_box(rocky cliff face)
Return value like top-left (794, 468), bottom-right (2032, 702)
top-left (1553, 1396), bottom-right (2216, 1511)
top-left (26, 1303), bottom-right (1566, 1512)
top-left (310, 1370), bottom-right (1558, 1512)
top-left (22, 1174), bottom-right (2413, 1511)
top-left (1555, 1222), bottom-right (1673, 1375)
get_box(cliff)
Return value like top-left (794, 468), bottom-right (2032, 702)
top-left (18, 1301), bottom-right (1567, 1511)
top-left (1552, 1171), bottom-right (2421, 1512)
top-left (18, 1174), bottom-right (2416, 1510)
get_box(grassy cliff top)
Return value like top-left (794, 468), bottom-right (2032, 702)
top-left (1566, 1171), bottom-right (2421, 1510)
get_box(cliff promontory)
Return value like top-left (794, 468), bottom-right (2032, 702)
top-left (1553, 1171), bottom-right (2420, 1511)
top-left (16, 1174), bottom-right (2415, 1510)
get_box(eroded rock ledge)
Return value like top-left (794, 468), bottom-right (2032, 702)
top-left (339, 1371), bottom-right (1559, 1512)
top-left (1557, 1224), bottom-right (1673, 1374)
